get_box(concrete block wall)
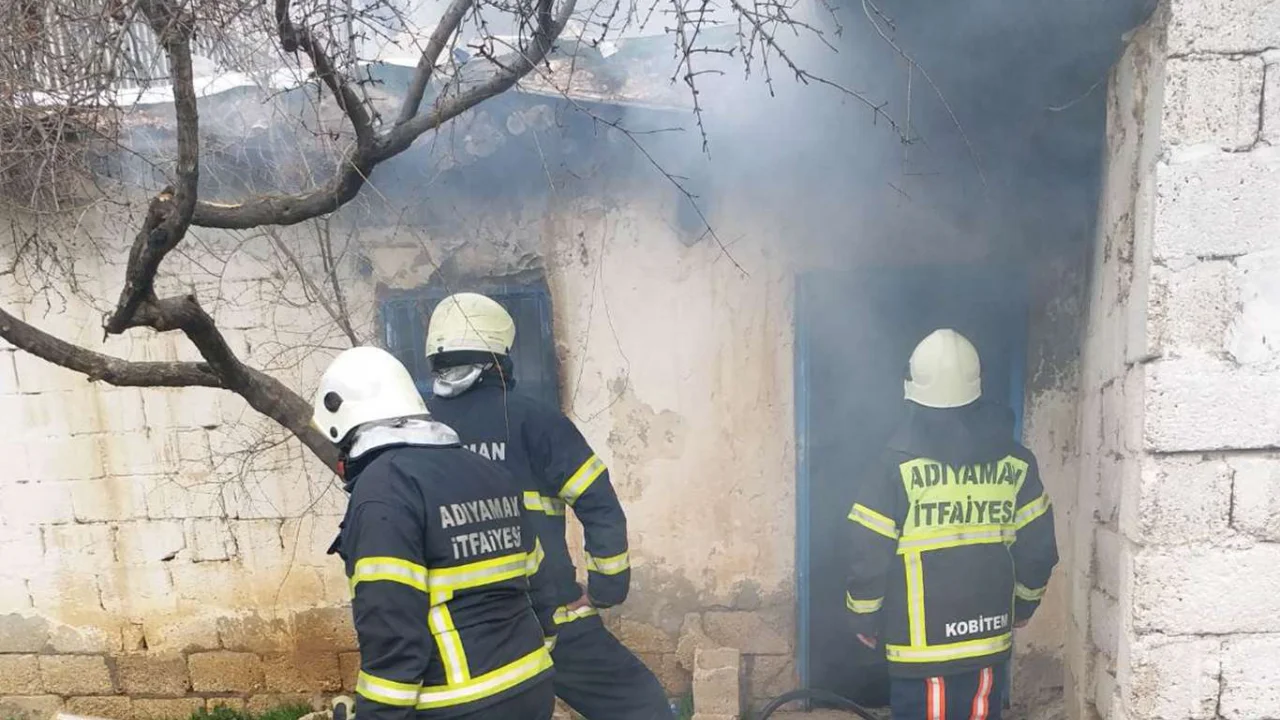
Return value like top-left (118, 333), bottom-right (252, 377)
top-left (1077, 1), bottom-right (1280, 718)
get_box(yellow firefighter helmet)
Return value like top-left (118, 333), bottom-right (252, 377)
top-left (425, 292), bottom-right (516, 359)
top-left (903, 328), bottom-right (982, 409)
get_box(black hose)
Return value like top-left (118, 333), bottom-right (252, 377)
top-left (752, 688), bottom-right (881, 720)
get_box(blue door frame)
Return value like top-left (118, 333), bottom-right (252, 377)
top-left (793, 264), bottom-right (1029, 706)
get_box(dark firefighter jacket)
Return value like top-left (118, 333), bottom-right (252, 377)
top-left (330, 421), bottom-right (554, 720)
top-left (845, 402), bottom-right (1059, 679)
top-left (427, 377), bottom-right (630, 637)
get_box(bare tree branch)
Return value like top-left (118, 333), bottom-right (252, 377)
top-left (397, 0), bottom-right (476, 126)
top-left (275, 0), bottom-right (375, 146)
top-left (0, 305), bottom-right (223, 386)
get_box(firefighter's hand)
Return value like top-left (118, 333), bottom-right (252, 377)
top-left (566, 591), bottom-right (593, 611)
top-left (856, 633), bottom-right (878, 649)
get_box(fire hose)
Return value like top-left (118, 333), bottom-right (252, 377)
top-left (752, 688), bottom-right (880, 720)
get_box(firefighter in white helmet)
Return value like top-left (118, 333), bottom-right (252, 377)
top-left (844, 329), bottom-right (1058, 720)
top-left (313, 346), bottom-right (557, 720)
top-left (424, 293), bottom-right (674, 720)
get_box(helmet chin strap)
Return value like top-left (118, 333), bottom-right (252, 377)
top-left (432, 363), bottom-right (488, 398)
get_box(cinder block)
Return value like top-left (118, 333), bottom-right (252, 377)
top-left (48, 622), bottom-right (122, 653)
top-left (66, 696), bottom-right (132, 718)
top-left (246, 695), bottom-right (320, 714)
top-left (140, 616), bottom-right (220, 653)
top-left (1265, 56), bottom-right (1280, 144)
top-left (116, 652), bottom-right (191, 697)
top-left (1148, 260), bottom-right (1239, 356)
top-left (14, 391), bottom-right (74, 438)
top-left (1145, 357), bottom-right (1280, 452)
top-left (0, 350), bottom-right (16, 392)
top-left (28, 573), bottom-right (102, 616)
top-left (1153, 147), bottom-right (1280, 261)
top-left (170, 563), bottom-right (243, 608)
top-left (1163, 56), bottom-right (1265, 150)
top-left (130, 697), bottom-right (205, 720)
top-left (339, 652), bottom-right (360, 692)
top-left (116, 520), bottom-right (186, 564)
top-left (143, 476), bottom-right (225, 519)
top-left (1119, 455), bottom-right (1232, 544)
top-left (1092, 526), bottom-right (1125, 599)
top-left (262, 652), bottom-right (342, 692)
top-left (26, 435), bottom-right (104, 480)
top-left (0, 481), bottom-right (76, 525)
top-left (1118, 634), bottom-right (1220, 720)
top-left (1131, 544), bottom-right (1280, 634)
top-left (1224, 250), bottom-right (1280, 369)
top-left (102, 431), bottom-right (180, 477)
top-left (1228, 455), bottom-right (1280, 540)
top-left (188, 651), bottom-right (265, 693)
top-left (98, 565), bottom-right (177, 615)
top-left (70, 477), bottom-right (151, 522)
top-left (13, 351), bottom-right (88, 393)
top-left (293, 607), bottom-right (358, 652)
top-left (0, 654), bottom-right (42, 694)
top-left (1167, 0), bottom-right (1280, 55)
top-left (42, 523), bottom-right (114, 571)
top-left (188, 518), bottom-right (237, 561)
top-left (1089, 590), bottom-right (1120, 667)
top-left (0, 576), bottom-right (32, 611)
top-left (143, 388), bottom-right (223, 431)
top-left (744, 654), bottom-right (791, 701)
top-left (692, 646), bottom-right (741, 717)
top-left (1219, 634), bottom-right (1280, 719)
top-left (0, 695), bottom-right (63, 720)
top-left (0, 440), bottom-right (31, 482)
top-left (39, 654), bottom-right (115, 695)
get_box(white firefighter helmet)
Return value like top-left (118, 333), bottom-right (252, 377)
top-left (903, 328), bottom-right (982, 409)
top-left (425, 292), bottom-right (515, 359)
top-left (312, 346), bottom-right (428, 443)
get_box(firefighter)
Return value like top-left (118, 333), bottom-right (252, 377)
top-left (424, 292), bottom-right (675, 720)
top-left (314, 346), bottom-right (556, 720)
top-left (844, 329), bottom-right (1058, 720)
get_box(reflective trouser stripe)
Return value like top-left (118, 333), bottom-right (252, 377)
top-left (847, 503), bottom-right (900, 540)
top-left (553, 605), bottom-right (599, 625)
top-left (350, 556), bottom-right (429, 593)
top-left (926, 677), bottom-right (945, 720)
top-left (559, 455), bottom-right (607, 506)
top-left (971, 666), bottom-right (995, 720)
top-left (428, 604), bottom-right (470, 684)
top-left (1015, 582), bottom-right (1046, 602)
top-left (845, 592), bottom-right (883, 614)
top-left (526, 538), bottom-right (545, 576)
top-left (904, 551), bottom-right (927, 646)
top-left (428, 553), bottom-right (529, 593)
top-left (523, 491), bottom-right (567, 516)
top-left (415, 646), bottom-right (553, 710)
top-left (885, 633), bottom-right (1013, 663)
top-left (356, 671), bottom-right (421, 707)
top-left (896, 526), bottom-right (1014, 554)
top-left (1014, 494), bottom-right (1051, 529)
top-left (585, 550), bottom-right (630, 576)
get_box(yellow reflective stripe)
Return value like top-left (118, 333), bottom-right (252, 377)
top-left (526, 538), bottom-right (545, 576)
top-left (416, 646), bottom-right (553, 709)
top-left (847, 504), bottom-right (900, 540)
top-left (544, 635), bottom-right (558, 652)
top-left (559, 455), bottom-right (607, 506)
top-left (845, 592), bottom-right (883, 614)
top-left (885, 634), bottom-right (1012, 663)
top-left (1014, 493), bottom-right (1051, 530)
top-left (356, 671), bottom-right (421, 707)
top-left (523, 491), bottom-right (567, 517)
top-left (1015, 582), bottom-right (1046, 602)
top-left (428, 604), bottom-right (470, 684)
top-left (584, 550), bottom-right (630, 576)
top-left (896, 525), bottom-right (1014, 553)
top-left (350, 556), bottom-right (429, 593)
top-left (553, 604), bottom-right (599, 625)
top-left (428, 553), bottom-right (529, 593)
top-left (904, 552), bottom-right (926, 646)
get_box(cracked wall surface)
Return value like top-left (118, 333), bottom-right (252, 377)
top-left (1076, 2), bottom-right (1280, 718)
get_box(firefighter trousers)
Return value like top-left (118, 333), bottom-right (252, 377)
top-left (889, 663), bottom-right (1006, 720)
top-left (550, 618), bottom-right (675, 720)
top-left (452, 677), bottom-right (556, 719)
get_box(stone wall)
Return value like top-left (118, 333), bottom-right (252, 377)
top-left (1075, 1), bottom-right (1280, 718)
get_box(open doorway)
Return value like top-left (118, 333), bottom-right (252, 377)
top-left (794, 262), bottom-right (1028, 707)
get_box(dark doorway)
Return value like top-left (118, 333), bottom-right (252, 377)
top-left (794, 263), bottom-right (1028, 707)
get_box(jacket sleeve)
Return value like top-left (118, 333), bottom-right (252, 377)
top-left (845, 459), bottom-right (904, 637)
top-left (344, 493), bottom-right (432, 720)
top-left (534, 410), bottom-right (630, 608)
top-left (1011, 455), bottom-right (1059, 623)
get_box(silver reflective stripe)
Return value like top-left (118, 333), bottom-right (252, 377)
top-left (896, 528), bottom-right (1013, 553)
top-left (1015, 494), bottom-right (1051, 529)
top-left (428, 554), bottom-right (528, 592)
top-left (847, 504), bottom-right (899, 539)
top-left (357, 672), bottom-right (421, 707)
top-left (523, 491), bottom-right (567, 516)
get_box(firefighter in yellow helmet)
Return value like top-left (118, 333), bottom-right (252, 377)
top-left (844, 329), bottom-right (1058, 720)
top-left (424, 293), bottom-right (675, 720)
top-left (313, 346), bottom-right (556, 720)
